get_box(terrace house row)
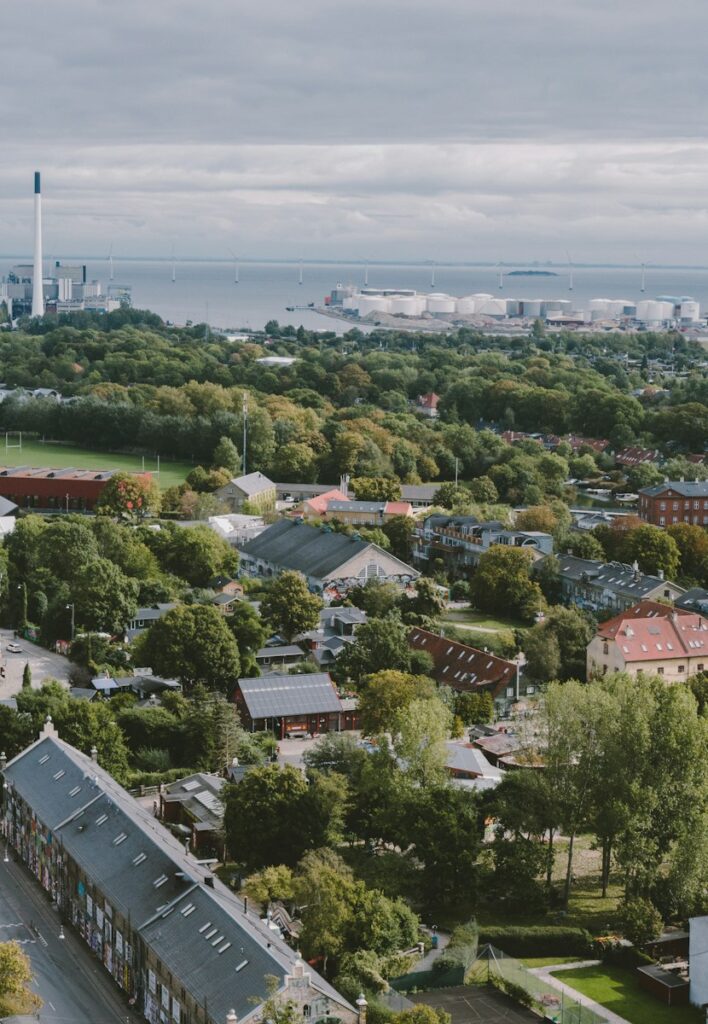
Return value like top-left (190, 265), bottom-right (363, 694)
top-left (1, 720), bottom-right (358, 1024)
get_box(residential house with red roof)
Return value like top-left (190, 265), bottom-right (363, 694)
top-left (416, 392), bottom-right (440, 418)
top-left (408, 627), bottom-right (528, 705)
top-left (587, 600), bottom-right (708, 682)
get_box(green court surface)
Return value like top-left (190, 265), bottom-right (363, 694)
top-left (551, 964), bottom-right (702, 1024)
top-left (0, 437), bottom-right (191, 490)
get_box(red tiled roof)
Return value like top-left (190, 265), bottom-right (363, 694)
top-left (384, 501), bottom-right (413, 516)
top-left (596, 601), bottom-right (707, 662)
top-left (418, 393), bottom-right (440, 409)
top-left (615, 446), bottom-right (661, 466)
top-left (408, 627), bottom-right (516, 697)
top-left (303, 489), bottom-right (349, 514)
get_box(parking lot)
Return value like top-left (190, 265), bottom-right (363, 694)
top-left (0, 628), bottom-right (71, 699)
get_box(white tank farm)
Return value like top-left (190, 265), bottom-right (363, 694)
top-left (520, 299), bottom-right (542, 317)
top-left (636, 300), bottom-right (674, 323)
top-left (356, 294), bottom-right (391, 316)
top-left (680, 300), bottom-right (700, 322)
top-left (455, 296), bottom-right (477, 314)
top-left (342, 295), bottom-right (358, 311)
top-left (388, 294), bottom-right (424, 315)
top-left (426, 293), bottom-right (456, 314)
top-left (476, 298), bottom-right (508, 317)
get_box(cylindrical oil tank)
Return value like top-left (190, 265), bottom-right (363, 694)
top-left (455, 296), bottom-right (477, 314)
top-left (680, 300), bottom-right (700, 322)
top-left (521, 299), bottom-right (542, 317)
top-left (356, 294), bottom-right (390, 316)
top-left (477, 298), bottom-right (508, 317)
top-left (426, 293), bottom-right (456, 314)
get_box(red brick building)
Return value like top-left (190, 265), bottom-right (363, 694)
top-left (408, 627), bottom-right (527, 703)
top-left (638, 481), bottom-right (708, 527)
top-left (0, 466), bottom-right (151, 512)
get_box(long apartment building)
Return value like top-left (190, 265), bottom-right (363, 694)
top-left (413, 514), bottom-right (553, 575)
top-left (1, 720), bottom-right (358, 1024)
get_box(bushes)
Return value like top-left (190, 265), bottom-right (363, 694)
top-left (125, 766), bottom-right (198, 789)
top-left (478, 925), bottom-right (592, 958)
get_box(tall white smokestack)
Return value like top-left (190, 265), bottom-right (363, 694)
top-left (31, 171), bottom-right (44, 318)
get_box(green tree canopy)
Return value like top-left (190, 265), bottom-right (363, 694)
top-left (260, 570), bottom-right (323, 641)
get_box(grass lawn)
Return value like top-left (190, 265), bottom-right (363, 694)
top-left (0, 437), bottom-right (192, 490)
top-left (441, 607), bottom-right (526, 632)
top-left (552, 964), bottom-right (702, 1024)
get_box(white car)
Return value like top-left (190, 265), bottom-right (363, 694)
top-left (6, 643), bottom-right (22, 654)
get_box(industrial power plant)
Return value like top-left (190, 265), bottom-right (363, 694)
top-left (324, 284), bottom-right (702, 330)
top-left (0, 172), bottom-right (131, 321)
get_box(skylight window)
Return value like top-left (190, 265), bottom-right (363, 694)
top-left (153, 874), bottom-right (169, 888)
top-left (181, 903), bottom-right (195, 916)
top-left (69, 785), bottom-right (81, 797)
top-left (38, 754), bottom-right (49, 765)
top-left (199, 922), bottom-right (212, 934)
top-left (235, 960), bottom-right (249, 972)
top-left (204, 927), bottom-right (218, 940)
top-left (96, 814), bottom-right (108, 825)
top-left (218, 942), bottom-right (231, 954)
top-left (53, 770), bottom-right (65, 780)
top-left (133, 853), bottom-right (147, 866)
top-left (113, 833), bottom-right (128, 846)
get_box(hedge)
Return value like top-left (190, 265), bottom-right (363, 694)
top-left (126, 767), bottom-right (199, 789)
top-left (478, 926), bottom-right (592, 958)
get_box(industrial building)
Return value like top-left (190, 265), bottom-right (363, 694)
top-left (0, 465), bottom-right (151, 512)
top-left (0, 173), bottom-right (131, 319)
top-left (324, 284), bottom-right (702, 327)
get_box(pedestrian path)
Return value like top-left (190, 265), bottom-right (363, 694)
top-left (528, 961), bottom-right (631, 1024)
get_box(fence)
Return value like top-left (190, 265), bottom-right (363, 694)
top-left (478, 944), bottom-right (608, 1024)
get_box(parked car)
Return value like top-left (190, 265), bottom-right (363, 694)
top-left (6, 643), bottom-right (22, 654)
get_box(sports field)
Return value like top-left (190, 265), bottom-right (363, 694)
top-left (0, 437), bottom-right (192, 490)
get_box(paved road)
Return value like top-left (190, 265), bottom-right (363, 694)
top-left (0, 852), bottom-right (142, 1024)
top-left (0, 629), bottom-right (71, 699)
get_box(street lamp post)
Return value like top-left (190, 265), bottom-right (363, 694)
top-left (66, 603), bottom-right (75, 642)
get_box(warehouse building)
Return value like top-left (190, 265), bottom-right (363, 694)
top-left (0, 466), bottom-right (150, 512)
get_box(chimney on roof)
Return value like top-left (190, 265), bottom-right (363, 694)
top-left (90, 745), bottom-right (98, 763)
top-left (0, 751), bottom-right (6, 771)
top-left (657, 569), bottom-right (665, 580)
top-left (357, 994), bottom-right (368, 1024)
top-left (204, 875), bottom-right (214, 888)
top-left (40, 714), bottom-right (58, 740)
top-left (226, 1011), bottom-right (238, 1024)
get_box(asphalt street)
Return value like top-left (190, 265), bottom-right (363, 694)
top-left (0, 853), bottom-right (142, 1024)
top-left (0, 629), bottom-right (71, 700)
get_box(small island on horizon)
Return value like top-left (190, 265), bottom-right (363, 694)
top-left (507, 269), bottom-right (559, 277)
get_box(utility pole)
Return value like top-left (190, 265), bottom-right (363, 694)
top-left (454, 458), bottom-right (459, 485)
top-left (242, 393), bottom-right (248, 475)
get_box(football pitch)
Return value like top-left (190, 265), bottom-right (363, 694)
top-left (0, 437), bottom-right (192, 490)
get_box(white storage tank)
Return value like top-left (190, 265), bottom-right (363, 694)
top-left (505, 299), bottom-right (521, 316)
top-left (356, 294), bottom-right (390, 316)
top-left (472, 292), bottom-right (493, 300)
top-left (589, 298), bottom-right (611, 315)
top-left (342, 296), bottom-right (357, 311)
top-left (476, 298), bottom-right (508, 317)
top-left (388, 295), bottom-right (420, 315)
top-left (680, 300), bottom-right (700, 322)
top-left (521, 299), bottom-right (542, 317)
top-left (636, 300), bottom-right (673, 323)
top-left (455, 296), bottom-right (477, 314)
top-left (426, 293), bottom-right (456, 314)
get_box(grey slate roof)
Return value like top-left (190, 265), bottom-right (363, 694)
top-left (640, 481), bottom-right (708, 498)
top-left (237, 673), bottom-right (342, 719)
top-left (255, 645), bottom-right (304, 659)
top-left (552, 555), bottom-right (683, 600)
top-left (326, 499), bottom-right (385, 514)
top-left (240, 518), bottom-right (391, 579)
top-left (0, 495), bottom-right (18, 516)
top-left (4, 733), bottom-right (352, 1024)
top-left (230, 471), bottom-right (274, 496)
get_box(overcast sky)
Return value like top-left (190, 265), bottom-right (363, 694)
top-left (3, 0), bottom-right (708, 263)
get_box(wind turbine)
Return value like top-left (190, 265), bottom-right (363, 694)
top-left (497, 262), bottom-right (504, 290)
top-left (171, 244), bottom-right (176, 284)
top-left (566, 250), bottom-right (574, 292)
top-left (108, 243), bottom-right (114, 282)
top-left (228, 248), bottom-right (239, 284)
top-left (298, 259), bottom-right (304, 286)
